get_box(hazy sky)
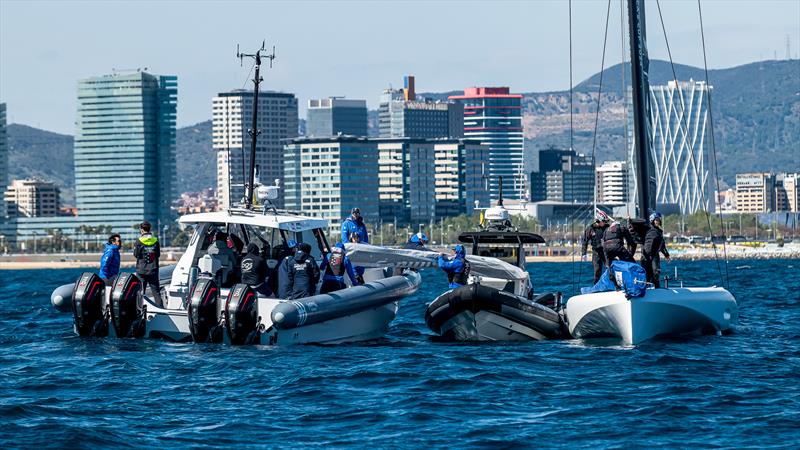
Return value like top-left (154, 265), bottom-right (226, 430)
top-left (1, 0), bottom-right (798, 134)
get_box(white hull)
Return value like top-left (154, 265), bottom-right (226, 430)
top-left (566, 287), bottom-right (738, 345)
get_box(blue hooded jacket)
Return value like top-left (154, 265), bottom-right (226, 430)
top-left (438, 244), bottom-right (469, 289)
top-left (320, 242), bottom-right (359, 285)
top-left (99, 243), bottom-right (121, 279)
top-left (341, 217), bottom-right (369, 244)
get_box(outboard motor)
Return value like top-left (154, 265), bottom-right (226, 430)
top-left (224, 283), bottom-right (260, 345)
top-left (72, 272), bottom-right (108, 337)
top-left (187, 277), bottom-right (223, 344)
top-left (109, 273), bottom-right (146, 338)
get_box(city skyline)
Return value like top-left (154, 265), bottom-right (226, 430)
top-left (1, 0), bottom-right (798, 134)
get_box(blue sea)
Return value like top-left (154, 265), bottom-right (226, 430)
top-left (1, 259), bottom-right (799, 448)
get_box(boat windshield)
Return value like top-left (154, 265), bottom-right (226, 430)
top-left (241, 224), bottom-right (327, 261)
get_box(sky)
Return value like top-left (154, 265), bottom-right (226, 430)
top-left (1, 0), bottom-right (798, 134)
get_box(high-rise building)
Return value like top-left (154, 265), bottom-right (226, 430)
top-left (735, 172), bottom-right (776, 213)
top-left (213, 90), bottom-right (298, 209)
top-left (433, 140), bottom-right (491, 218)
top-left (306, 98), bottom-right (367, 137)
top-left (449, 87), bottom-right (525, 201)
top-left (284, 136), bottom-right (379, 230)
top-left (649, 80), bottom-right (711, 214)
top-left (596, 161), bottom-right (630, 206)
top-left (0, 103), bottom-right (7, 218)
top-left (776, 173), bottom-right (800, 212)
top-left (4, 179), bottom-right (60, 218)
top-left (379, 75), bottom-right (463, 139)
top-left (75, 71), bottom-right (177, 230)
top-left (530, 148), bottom-right (594, 204)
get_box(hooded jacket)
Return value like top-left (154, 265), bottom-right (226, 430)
top-left (321, 242), bottom-right (358, 285)
top-left (438, 244), bottom-right (470, 288)
top-left (99, 242), bottom-right (121, 279)
top-left (602, 221), bottom-right (635, 253)
top-left (133, 234), bottom-right (160, 276)
top-left (581, 222), bottom-right (609, 255)
top-left (278, 249), bottom-right (321, 299)
top-left (340, 217), bottom-right (369, 244)
top-left (241, 243), bottom-right (267, 286)
top-left (403, 233), bottom-right (430, 251)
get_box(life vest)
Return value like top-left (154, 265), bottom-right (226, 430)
top-left (448, 258), bottom-right (471, 286)
top-left (602, 222), bottom-right (626, 251)
top-left (327, 248), bottom-right (345, 276)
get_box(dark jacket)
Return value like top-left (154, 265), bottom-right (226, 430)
top-left (241, 243), bottom-right (268, 286)
top-left (403, 234), bottom-right (429, 251)
top-left (321, 242), bottom-right (358, 285)
top-left (278, 250), bottom-right (321, 299)
top-left (602, 221), bottom-right (635, 253)
top-left (341, 217), bottom-right (369, 244)
top-left (133, 234), bottom-right (160, 276)
top-left (643, 225), bottom-right (670, 259)
top-left (99, 243), bottom-right (121, 279)
top-left (438, 245), bottom-right (470, 289)
top-left (581, 223), bottom-right (608, 255)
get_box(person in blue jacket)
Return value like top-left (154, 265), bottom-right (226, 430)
top-left (404, 232), bottom-right (430, 251)
top-left (99, 234), bottom-right (121, 284)
top-left (438, 244), bottom-right (471, 289)
top-left (341, 207), bottom-right (369, 244)
top-left (319, 242), bottom-right (359, 294)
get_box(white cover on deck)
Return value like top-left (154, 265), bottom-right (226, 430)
top-left (344, 243), bottom-right (529, 281)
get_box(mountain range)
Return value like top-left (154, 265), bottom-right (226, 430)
top-left (6, 59), bottom-right (799, 203)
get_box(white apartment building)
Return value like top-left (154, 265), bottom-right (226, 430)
top-left (596, 160), bottom-right (630, 206)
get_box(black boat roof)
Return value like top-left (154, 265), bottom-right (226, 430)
top-left (458, 231), bottom-right (545, 245)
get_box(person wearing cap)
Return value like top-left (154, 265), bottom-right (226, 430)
top-left (404, 232), bottom-right (430, 251)
top-left (278, 242), bottom-right (320, 299)
top-left (581, 212), bottom-right (610, 283)
top-left (341, 207), bottom-right (369, 245)
top-left (641, 212), bottom-right (670, 288)
top-left (438, 244), bottom-right (471, 289)
top-left (133, 221), bottom-right (162, 307)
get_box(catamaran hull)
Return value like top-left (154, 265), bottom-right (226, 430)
top-left (566, 287), bottom-right (738, 345)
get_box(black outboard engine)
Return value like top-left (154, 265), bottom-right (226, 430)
top-left (224, 283), bottom-right (260, 345)
top-left (72, 272), bottom-right (108, 337)
top-left (110, 273), bottom-right (146, 338)
top-left (187, 277), bottom-right (223, 344)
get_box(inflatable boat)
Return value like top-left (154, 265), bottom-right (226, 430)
top-left (423, 203), bottom-right (567, 341)
top-left (53, 205), bottom-right (421, 345)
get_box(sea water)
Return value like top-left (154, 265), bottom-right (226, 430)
top-left (1, 259), bottom-right (798, 448)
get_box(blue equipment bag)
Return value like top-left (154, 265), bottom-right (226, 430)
top-left (580, 261), bottom-right (647, 298)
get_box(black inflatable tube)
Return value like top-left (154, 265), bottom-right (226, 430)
top-left (425, 284), bottom-right (564, 338)
top-left (270, 271), bottom-right (421, 330)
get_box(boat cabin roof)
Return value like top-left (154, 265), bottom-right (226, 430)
top-left (458, 231), bottom-right (545, 245)
top-left (179, 209), bottom-right (328, 232)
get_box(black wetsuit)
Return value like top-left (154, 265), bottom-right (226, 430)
top-left (581, 223), bottom-right (609, 283)
top-left (641, 225), bottom-right (670, 288)
top-left (602, 221), bottom-right (636, 267)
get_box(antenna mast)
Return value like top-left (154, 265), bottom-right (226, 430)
top-left (237, 41), bottom-right (276, 208)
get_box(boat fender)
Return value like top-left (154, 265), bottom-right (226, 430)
top-left (51, 283), bottom-right (75, 313)
top-left (110, 273), bottom-right (145, 338)
top-left (224, 283), bottom-right (260, 345)
top-left (187, 277), bottom-right (223, 344)
top-left (72, 272), bottom-right (108, 337)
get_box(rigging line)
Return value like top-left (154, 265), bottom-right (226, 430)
top-left (654, 0), bottom-right (725, 287)
top-left (697, 0), bottom-right (731, 290)
top-left (591, 0), bottom-right (613, 177)
top-left (569, 0), bottom-right (576, 295)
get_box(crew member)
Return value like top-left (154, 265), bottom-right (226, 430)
top-left (133, 221), bottom-right (162, 306)
top-left (241, 243), bottom-right (270, 296)
top-left (208, 231), bottom-right (239, 286)
top-left (581, 212), bottom-right (610, 283)
top-left (341, 207), bottom-right (369, 244)
top-left (99, 233), bottom-right (121, 285)
top-left (320, 242), bottom-right (359, 294)
top-left (348, 232), bottom-right (366, 284)
top-left (404, 232), bottom-right (430, 251)
top-left (641, 212), bottom-right (671, 288)
top-left (278, 242), bottom-right (320, 299)
top-left (268, 239), bottom-right (296, 295)
top-left (602, 218), bottom-right (636, 267)
top-left (438, 244), bottom-right (470, 289)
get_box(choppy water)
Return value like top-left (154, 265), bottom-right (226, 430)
top-left (1, 259), bottom-right (799, 448)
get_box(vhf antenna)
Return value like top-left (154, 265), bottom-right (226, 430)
top-left (236, 40), bottom-right (276, 209)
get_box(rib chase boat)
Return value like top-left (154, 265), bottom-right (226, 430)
top-left (424, 201), bottom-right (567, 341)
top-left (50, 44), bottom-right (421, 345)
